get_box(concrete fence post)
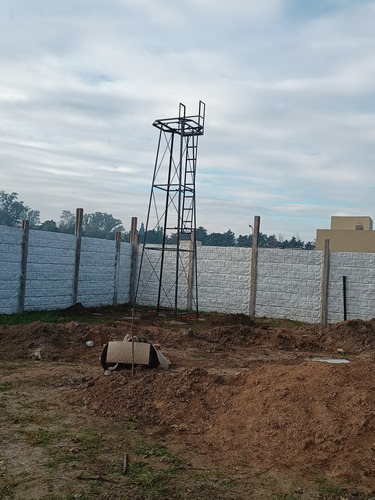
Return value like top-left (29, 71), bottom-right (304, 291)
top-left (320, 238), bottom-right (330, 325)
top-left (187, 232), bottom-right (195, 310)
top-left (249, 215), bottom-right (260, 317)
top-left (72, 208), bottom-right (83, 305)
top-left (129, 217), bottom-right (139, 306)
top-left (18, 219), bottom-right (30, 313)
top-left (113, 231), bottom-right (122, 305)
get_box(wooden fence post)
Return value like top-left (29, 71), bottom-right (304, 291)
top-left (18, 220), bottom-right (30, 313)
top-left (320, 239), bottom-right (330, 325)
top-left (72, 208), bottom-right (83, 305)
top-left (249, 215), bottom-right (260, 317)
top-left (113, 231), bottom-right (122, 305)
top-left (129, 217), bottom-right (138, 306)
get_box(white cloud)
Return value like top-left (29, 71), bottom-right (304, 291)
top-left (0, 0), bottom-right (375, 241)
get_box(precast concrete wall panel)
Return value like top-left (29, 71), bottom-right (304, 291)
top-left (197, 247), bottom-right (252, 314)
top-left (0, 226), bottom-right (23, 314)
top-left (78, 238), bottom-right (131, 307)
top-left (0, 226), bottom-right (133, 314)
top-left (24, 230), bottom-right (76, 311)
top-left (327, 252), bottom-right (375, 323)
top-left (256, 249), bottom-right (323, 323)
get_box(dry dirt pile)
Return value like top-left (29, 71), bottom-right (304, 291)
top-left (67, 359), bottom-right (375, 489)
top-left (1, 313), bottom-right (375, 495)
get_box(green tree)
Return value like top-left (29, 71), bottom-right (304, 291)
top-left (304, 240), bottom-right (316, 250)
top-left (196, 226), bottom-right (208, 245)
top-left (222, 229), bottom-right (236, 246)
top-left (0, 191), bottom-right (40, 227)
top-left (59, 210), bottom-right (76, 234)
top-left (236, 234), bottom-right (253, 247)
top-left (206, 229), bottom-right (235, 247)
top-left (39, 220), bottom-right (59, 232)
top-left (83, 212), bottom-right (124, 239)
top-left (27, 209), bottom-right (41, 229)
top-left (205, 232), bottom-right (223, 246)
top-left (264, 234), bottom-right (280, 248)
top-left (281, 236), bottom-right (304, 249)
top-left (258, 232), bottom-right (272, 247)
top-left (139, 225), bottom-right (164, 244)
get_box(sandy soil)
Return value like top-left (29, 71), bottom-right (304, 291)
top-left (1, 306), bottom-right (375, 499)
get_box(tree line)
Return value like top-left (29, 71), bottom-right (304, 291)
top-left (195, 227), bottom-right (315, 249)
top-left (0, 191), bottom-right (126, 240)
top-left (0, 190), bottom-right (315, 249)
top-left (138, 225), bottom-right (314, 249)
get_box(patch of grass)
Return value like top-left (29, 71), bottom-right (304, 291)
top-left (87, 479), bottom-right (102, 494)
top-left (17, 411), bottom-right (55, 426)
top-left (79, 427), bottom-right (103, 459)
top-left (337, 352), bottom-right (349, 359)
top-left (125, 440), bottom-right (184, 498)
top-left (104, 463), bottom-right (123, 475)
top-left (221, 478), bottom-right (237, 487)
top-left (198, 467), bottom-right (238, 489)
top-left (133, 440), bottom-right (182, 465)
top-left (19, 427), bottom-right (62, 446)
top-left (315, 477), bottom-right (343, 497)
top-left (45, 425), bottom-right (103, 472)
top-left (0, 304), bottom-right (135, 326)
top-left (0, 310), bottom-right (64, 325)
top-left (126, 460), bottom-right (166, 489)
top-left (122, 414), bottom-right (141, 430)
top-left (0, 305), bottom-right (219, 329)
top-left (192, 470), bottom-right (209, 482)
top-left (0, 381), bottom-right (13, 392)
top-left (45, 449), bottom-right (82, 471)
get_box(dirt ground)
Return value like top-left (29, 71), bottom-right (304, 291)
top-left (1, 304), bottom-right (375, 499)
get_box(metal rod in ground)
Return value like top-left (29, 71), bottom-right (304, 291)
top-left (131, 307), bottom-right (135, 375)
top-left (343, 275), bottom-right (347, 321)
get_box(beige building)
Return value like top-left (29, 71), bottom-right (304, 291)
top-left (316, 216), bottom-right (375, 253)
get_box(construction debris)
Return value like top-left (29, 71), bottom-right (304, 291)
top-left (100, 336), bottom-right (169, 371)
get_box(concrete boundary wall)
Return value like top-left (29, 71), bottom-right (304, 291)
top-left (0, 226), bottom-right (23, 314)
top-left (0, 225), bottom-right (132, 314)
top-left (195, 247), bottom-right (375, 323)
top-left (1, 223), bottom-right (375, 323)
top-left (25, 230), bottom-right (76, 311)
top-left (193, 247), bottom-right (323, 323)
top-left (196, 246), bottom-right (252, 315)
top-left (255, 249), bottom-right (323, 323)
top-left (327, 252), bottom-right (375, 323)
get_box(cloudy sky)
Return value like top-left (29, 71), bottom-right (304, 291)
top-left (1, 0), bottom-right (375, 242)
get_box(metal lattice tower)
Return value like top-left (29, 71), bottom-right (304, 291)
top-left (135, 101), bottom-right (206, 317)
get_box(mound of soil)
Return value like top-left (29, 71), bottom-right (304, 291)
top-left (65, 358), bottom-right (375, 489)
top-left (2, 312), bottom-right (375, 497)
